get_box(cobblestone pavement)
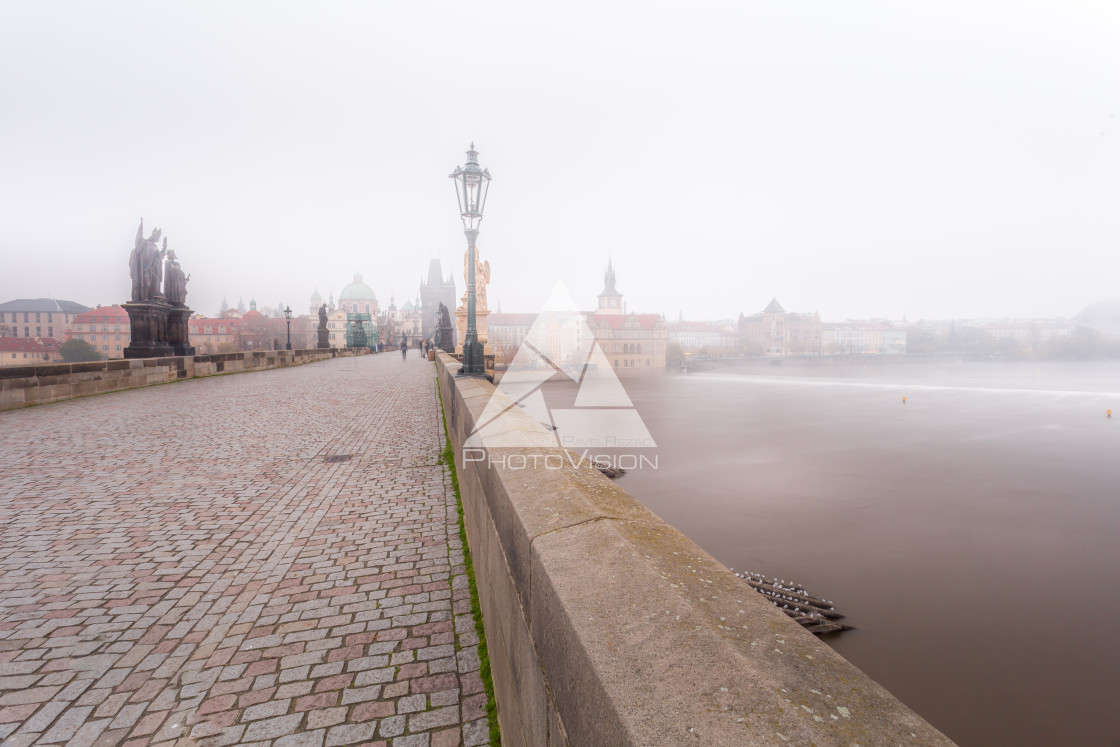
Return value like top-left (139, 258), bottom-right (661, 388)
top-left (0, 352), bottom-right (493, 747)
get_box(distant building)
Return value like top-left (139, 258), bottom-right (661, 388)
top-left (0, 337), bottom-right (63, 366)
top-left (379, 296), bottom-right (399, 347)
top-left (420, 259), bottom-right (457, 340)
top-left (326, 309), bottom-right (349, 348)
top-left (238, 300), bottom-right (275, 349)
top-left (739, 299), bottom-right (822, 356)
top-left (308, 288), bottom-right (324, 317)
top-left (587, 312), bottom-right (667, 377)
top-left (0, 298), bottom-right (90, 340)
top-left (489, 313), bottom-right (537, 362)
top-left (584, 260), bottom-right (666, 376)
top-left (979, 320), bottom-right (1071, 351)
top-left (487, 261), bottom-right (667, 376)
top-left (69, 305), bottom-right (130, 358)
top-left (596, 259), bottom-right (624, 315)
top-left (399, 296), bottom-right (423, 344)
top-left (822, 322), bottom-right (907, 355)
top-left (338, 272), bottom-right (379, 316)
top-left (189, 315), bottom-right (241, 354)
top-left (905, 318), bottom-right (1073, 355)
top-left (668, 320), bottom-right (723, 354)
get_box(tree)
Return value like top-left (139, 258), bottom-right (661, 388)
top-left (1044, 325), bottom-right (1115, 360)
top-left (60, 338), bottom-right (102, 362)
top-left (906, 329), bottom-right (938, 355)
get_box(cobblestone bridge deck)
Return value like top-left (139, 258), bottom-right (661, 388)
top-left (0, 353), bottom-right (492, 747)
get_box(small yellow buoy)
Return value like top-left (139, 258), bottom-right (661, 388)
top-left (902, 396), bottom-right (907, 404)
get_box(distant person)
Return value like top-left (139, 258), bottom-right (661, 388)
top-left (401, 337), bottom-right (407, 359)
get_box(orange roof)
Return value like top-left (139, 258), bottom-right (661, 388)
top-left (73, 306), bottom-right (129, 323)
top-left (0, 337), bottom-right (61, 353)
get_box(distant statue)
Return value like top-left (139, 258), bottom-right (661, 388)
top-left (436, 301), bottom-right (454, 352)
top-left (163, 246), bottom-right (190, 305)
top-left (461, 246), bottom-right (491, 311)
top-left (129, 220), bottom-right (165, 302)
top-left (477, 253), bottom-right (491, 311)
top-left (318, 303), bottom-right (328, 330)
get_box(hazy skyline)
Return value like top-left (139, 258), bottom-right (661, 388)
top-left (1, 1), bottom-right (1117, 323)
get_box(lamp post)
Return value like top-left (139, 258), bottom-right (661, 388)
top-left (283, 306), bottom-right (292, 350)
top-left (449, 143), bottom-right (491, 376)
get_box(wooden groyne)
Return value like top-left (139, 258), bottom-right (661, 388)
top-left (734, 570), bottom-right (853, 634)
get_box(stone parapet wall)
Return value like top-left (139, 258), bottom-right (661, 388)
top-left (435, 352), bottom-right (954, 746)
top-left (0, 348), bottom-right (370, 411)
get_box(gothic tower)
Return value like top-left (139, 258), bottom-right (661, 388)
top-left (597, 258), bottom-right (623, 315)
top-left (420, 258), bottom-right (457, 339)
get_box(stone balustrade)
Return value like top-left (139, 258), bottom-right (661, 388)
top-left (0, 348), bottom-right (370, 411)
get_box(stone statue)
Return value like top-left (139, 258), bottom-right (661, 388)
top-left (436, 301), bottom-right (454, 352)
top-left (163, 247), bottom-right (190, 306)
top-left (150, 237), bottom-right (167, 300)
top-left (122, 220), bottom-right (193, 358)
top-left (318, 303), bottom-right (328, 330)
top-left (461, 247), bottom-right (491, 311)
top-left (129, 220), bottom-right (165, 302)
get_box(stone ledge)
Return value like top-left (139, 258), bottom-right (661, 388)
top-left (436, 352), bottom-right (954, 746)
top-left (0, 348), bottom-right (372, 411)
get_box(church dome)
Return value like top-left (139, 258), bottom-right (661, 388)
top-left (311, 288), bottom-right (322, 301)
top-left (339, 272), bottom-right (376, 301)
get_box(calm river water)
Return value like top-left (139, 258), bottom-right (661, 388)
top-left (563, 359), bottom-right (1120, 746)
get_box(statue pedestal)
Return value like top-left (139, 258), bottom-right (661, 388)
top-left (317, 329), bottom-right (330, 349)
top-left (455, 306), bottom-right (490, 355)
top-left (122, 300), bottom-right (174, 359)
top-left (167, 305), bottom-right (195, 357)
top-left (436, 320), bottom-right (454, 353)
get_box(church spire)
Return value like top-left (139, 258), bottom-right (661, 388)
top-left (596, 257), bottom-right (623, 314)
top-left (597, 257), bottom-right (620, 297)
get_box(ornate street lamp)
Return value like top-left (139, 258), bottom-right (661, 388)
top-left (449, 143), bottom-right (491, 376)
top-left (283, 306), bottom-right (293, 350)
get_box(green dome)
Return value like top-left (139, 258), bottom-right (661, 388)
top-left (339, 271), bottom-right (377, 301)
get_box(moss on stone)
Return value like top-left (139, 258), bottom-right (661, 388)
top-left (438, 378), bottom-right (502, 747)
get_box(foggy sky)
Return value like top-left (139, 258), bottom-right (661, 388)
top-left (1, 1), bottom-right (1117, 322)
